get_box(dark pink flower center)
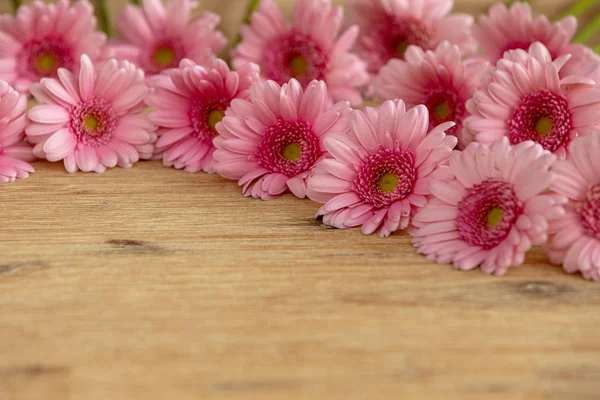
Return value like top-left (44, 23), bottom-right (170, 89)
top-left (256, 119), bottom-right (320, 177)
top-left (354, 146), bottom-right (417, 209)
top-left (147, 39), bottom-right (182, 73)
top-left (424, 89), bottom-right (464, 138)
top-left (19, 37), bottom-right (74, 79)
top-left (189, 97), bottom-right (229, 142)
top-left (580, 184), bottom-right (600, 239)
top-left (69, 98), bottom-right (117, 146)
top-left (386, 17), bottom-right (431, 58)
top-left (264, 32), bottom-right (327, 87)
top-left (457, 179), bottom-right (523, 250)
top-left (500, 41), bottom-right (534, 56)
top-left (362, 14), bottom-right (432, 71)
top-left (508, 90), bottom-right (571, 153)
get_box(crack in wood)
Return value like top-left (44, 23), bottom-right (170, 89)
top-left (1, 364), bottom-right (69, 378)
top-left (0, 261), bottom-right (48, 276)
top-left (105, 239), bottom-right (167, 255)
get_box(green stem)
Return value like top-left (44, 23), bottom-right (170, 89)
top-left (574, 13), bottom-right (600, 44)
top-left (11, 0), bottom-right (21, 13)
top-left (92, 0), bottom-right (111, 36)
top-left (232, 0), bottom-right (261, 49)
top-left (130, 0), bottom-right (141, 5)
top-left (559, 0), bottom-right (597, 20)
top-left (243, 0), bottom-right (261, 24)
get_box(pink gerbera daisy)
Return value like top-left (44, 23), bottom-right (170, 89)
top-left (473, 1), bottom-right (600, 74)
top-left (0, 0), bottom-right (106, 94)
top-left (546, 135), bottom-right (600, 281)
top-left (214, 79), bottom-right (351, 200)
top-left (411, 138), bottom-right (565, 275)
top-left (347, 0), bottom-right (475, 74)
top-left (0, 80), bottom-right (35, 183)
top-left (26, 55), bottom-right (156, 173)
top-left (106, 0), bottom-right (227, 77)
top-left (232, 0), bottom-right (369, 106)
top-left (371, 42), bottom-right (486, 149)
top-left (306, 100), bottom-right (457, 237)
top-left (146, 59), bottom-right (259, 173)
top-left (464, 42), bottom-right (600, 158)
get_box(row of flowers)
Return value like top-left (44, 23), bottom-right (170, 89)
top-left (1, 0), bottom-right (600, 281)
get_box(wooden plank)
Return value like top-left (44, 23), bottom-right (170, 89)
top-left (2, 161), bottom-right (599, 400)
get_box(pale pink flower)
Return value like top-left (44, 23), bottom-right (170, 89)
top-left (347, 0), bottom-right (475, 74)
top-left (0, 80), bottom-right (35, 183)
top-left (411, 138), bottom-right (564, 275)
top-left (214, 79), bottom-right (351, 200)
top-left (371, 42), bottom-right (486, 149)
top-left (146, 59), bottom-right (259, 173)
top-left (546, 135), bottom-right (600, 281)
top-left (26, 55), bottom-right (156, 173)
top-left (106, 0), bottom-right (227, 77)
top-left (464, 42), bottom-right (600, 158)
top-left (0, 0), bottom-right (106, 94)
top-left (473, 1), bottom-right (600, 75)
top-left (306, 100), bottom-right (457, 237)
top-left (232, 0), bottom-right (369, 106)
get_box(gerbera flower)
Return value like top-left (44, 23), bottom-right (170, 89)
top-left (411, 138), bottom-right (565, 275)
top-left (232, 0), bottom-right (369, 106)
top-left (26, 55), bottom-right (156, 173)
top-left (0, 80), bottom-right (35, 183)
top-left (347, 0), bottom-right (475, 74)
top-left (214, 79), bottom-right (351, 200)
top-left (371, 42), bottom-right (485, 149)
top-left (106, 0), bottom-right (227, 77)
top-left (473, 1), bottom-right (600, 73)
top-left (464, 42), bottom-right (600, 158)
top-left (306, 100), bottom-right (457, 237)
top-left (146, 59), bottom-right (259, 173)
top-left (546, 135), bottom-right (600, 281)
top-left (0, 0), bottom-right (106, 94)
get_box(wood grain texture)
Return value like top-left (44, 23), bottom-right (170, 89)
top-left (1, 1), bottom-right (600, 400)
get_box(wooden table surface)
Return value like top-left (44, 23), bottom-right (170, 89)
top-left (2, 1), bottom-right (600, 400)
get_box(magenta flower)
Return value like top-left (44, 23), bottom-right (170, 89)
top-left (147, 59), bottom-right (259, 173)
top-left (0, 81), bottom-right (35, 183)
top-left (0, 0), bottom-right (106, 94)
top-left (371, 42), bottom-right (486, 149)
top-left (26, 55), bottom-right (156, 173)
top-left (473, 1), bottom-right (600, 75)
top-left (106, 0), bottom-right (227, 77)
top-left (214, 79), bottom-right (351, 200)
top-left (347, 0), bottom-right (475, 74)
top-left (464, 43), bottom-right (600, 158)
top-left (232, 0), bottom-right (369, 106)
top-left (306, 100), bottom-right (457, 237)
top-left (546, 135), bottom-right (600, 281)
top-left (411, 138), bottom-right (565, 275)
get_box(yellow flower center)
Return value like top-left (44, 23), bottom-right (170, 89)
top-left (433, 101), bottom-right (451, 120)
top-left (535, 116), bottom-right (552, 136)
top-left (83, 115), bottom-right (99, 130)
top-left (486, 207), bottom-right (504, 227)
top-left (34, 53), bottom-right (58, 74)
top-left (396, 42), bottom-right (409, 57)
top-left (282, 143), bottom-right (302, 161)
top-left (207, 109), bottom-right (225, 131)
top-left (290, 56), bottom-right (308, 76)
top-left (153, 46), bottom-right (176, 68)
top-left (378, 173), bottom-right (399, 193)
